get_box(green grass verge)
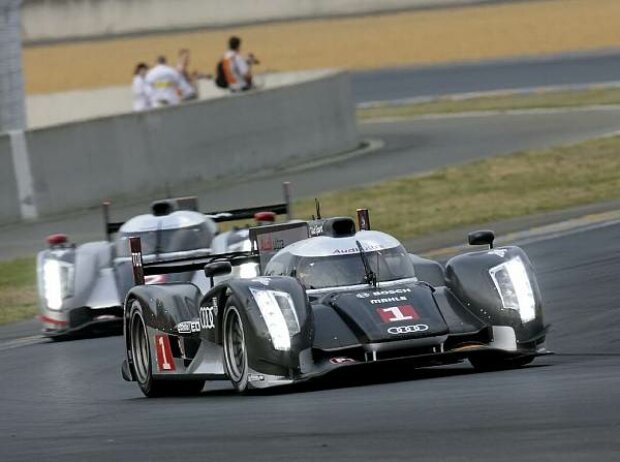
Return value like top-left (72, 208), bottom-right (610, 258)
top-left (3, 135), bottom-right (620, 326)
top-left (0, 257), bottom-right (37, 326)
top-left (357, 87), bottom-right (620, 121)
top-left (293, 135), bottom-right (620, 240)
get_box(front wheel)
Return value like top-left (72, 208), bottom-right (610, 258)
top-left (128, 300), bottom-right (204, 397)
top-left (222, 300), bottom-right (250, 393)
top-left (469, 355), bottom-right (535, 372)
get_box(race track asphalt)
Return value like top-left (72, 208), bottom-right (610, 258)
top-left (352, 49), bottom-right (620, 103)
top-left (1, 217), bottom-right (618, 461)
top-left (1, 106), bottom-right (620, 261)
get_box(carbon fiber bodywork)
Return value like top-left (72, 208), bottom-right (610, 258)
top-left (121, 241), bottom-right (548, 392)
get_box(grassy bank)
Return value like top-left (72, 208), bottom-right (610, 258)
top-left (0, 258), bottom-right (37, 325)
top-left (358, 87), bottom-right (620, 121)
top-left (293, 135), bottom-right (620, 240)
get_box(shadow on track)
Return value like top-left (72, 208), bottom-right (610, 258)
top-left (258, 362), bottom-right (552, 396)
top-left (45, 323), bottom-right (123, 342)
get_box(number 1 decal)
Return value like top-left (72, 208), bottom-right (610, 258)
top-left (155, 334), bottom-right (176, 372)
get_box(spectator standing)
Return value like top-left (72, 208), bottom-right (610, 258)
top-left (221, 36), bottom-right (258, 92)
top-left (176, 48), bottom-right (198, 100)
top-left (132, 62), bottom-right (151, 111)
top-left (145, 56), bottom-right (193, 107)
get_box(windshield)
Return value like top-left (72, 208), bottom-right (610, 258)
top-left (117, 224), bottom-right (213, 256)
top-left (265, 245), bottom-right (415, 289)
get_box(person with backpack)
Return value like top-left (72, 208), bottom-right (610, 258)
top-left (215, 36), bottom-right (259, 92)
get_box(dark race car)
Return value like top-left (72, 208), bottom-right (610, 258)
top-left (121, 210), bottom-right (549, 396)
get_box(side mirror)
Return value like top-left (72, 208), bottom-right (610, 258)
top-left (468, 230), bottom-right (495, 249)
top-left (204, 261), bottom-right (232, 279)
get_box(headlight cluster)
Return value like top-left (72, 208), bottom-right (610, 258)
top-left (42, 259), bottom-right (75, 310)
top-left (489, 256), bottom-right (536, 323)
top-left (250, 288), bottom-right (300, 351)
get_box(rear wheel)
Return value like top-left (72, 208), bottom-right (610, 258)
top-left (223, 300), bottom-right (250, 392)
top-left (128, 300), bottom-right (204, 397)
top-left (469, 355), bottom-right (535, 372)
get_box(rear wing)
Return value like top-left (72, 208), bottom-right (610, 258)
top-left (129, 236), bottom-right (258, 285)
top-left (128, 219), bottom-right (308, 285)
top-left (104, 182), bottom-right (293, 241)
top-left (204, 182), bottom-right (293, 223)
top-left (204, 202), bottom-right (289, 223)
top-left (249, 221), bottom-right (310, 273)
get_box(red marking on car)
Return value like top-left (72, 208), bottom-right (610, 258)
top-left (155, 335), bottom-right (176, 371)
top-left (46, 234), bottom-right (68, 247)
top-left (38, 315), bottom-right (69, 326)
top-left (377, 305), bottom-right (420, 323)
top-left (145, 274), bottom-right (167, 285)
top-left (254, 211), bottom-right (276, 223)
top-left (259, 236), bottom-right (273, 251)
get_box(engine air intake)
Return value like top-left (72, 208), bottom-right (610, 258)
top-left (322, 217), bottom-right (356, 237)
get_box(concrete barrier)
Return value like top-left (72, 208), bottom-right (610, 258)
top-left (22, 0), bottom-right (497, 43)
top-left (0, 134), bottom-right (21, 223)
top-left (26, 71), bottom-right (331, 129)
top-left (17, 70), bottom-right (357, 219)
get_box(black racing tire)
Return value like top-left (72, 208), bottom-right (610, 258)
top-left (222, 297), bottom-right (251, 393)
top-left (469, 355), bottom-right (535, 372)
top-left (128, 299), bottom-right (204, 397)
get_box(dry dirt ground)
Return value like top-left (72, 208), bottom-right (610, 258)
top-left (23, 0), bottom-right (620, 94)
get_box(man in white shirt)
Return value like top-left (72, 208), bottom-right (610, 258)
top-left (132, 62), bottom-right (151, 111)
top-left (222, 36), bottom-right (255, 92)
top-left (145, 56), bottom-right (194, 107)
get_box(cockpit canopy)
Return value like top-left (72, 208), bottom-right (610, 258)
top-left (116, 211), bottom-right (217, 256)
top-left (264, 231), bottom-right (416, 289)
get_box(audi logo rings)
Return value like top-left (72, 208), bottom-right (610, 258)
top-left (387, 324), bottom-right (429, 335)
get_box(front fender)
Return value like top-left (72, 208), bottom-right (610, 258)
top-left (124, 283), bottom-right (202, 334)
top-left (445, 246), bottom-right (545, 344)
top-left (206, 276), bottom-right (314, 376)
top-left (122, 283), bottom-right (203, 381)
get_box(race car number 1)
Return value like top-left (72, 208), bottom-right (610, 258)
top-left (155, 335), bottom-right (176, 372)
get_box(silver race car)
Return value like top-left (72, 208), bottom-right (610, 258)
top-left (36, 192), bottom-right (291, 339)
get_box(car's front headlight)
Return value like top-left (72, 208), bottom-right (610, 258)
top-left (250, 288), bottom-right (300, 351)
top-left (42, 259), bottom-right (75, 310)
top-left (489, 256), bottom-right (536, 323)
